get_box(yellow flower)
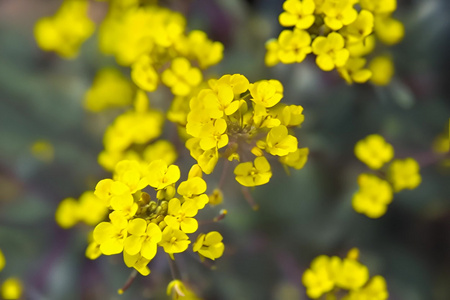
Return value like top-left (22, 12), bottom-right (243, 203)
top-left (146, 160), bottom-right (181, 190)
top-left (78, 191), bottom-right (108, 226)
top-left (359, 0), bottom-right (396, 15)
top-left (143, 140), bottom-right (178, 165)
top-left (280, 147), bottom-right (309, 169)
top-left (369, 55), bottom-right (394, 86)
top-left (263, 125), bottom-right (298, 156)
top-left (338, 57), bottom-right (372, 84)
top-left (84, 68), bottom-right (135, 112)
top-left (55, 197), bottom-right (79, 229)
top-left (124, 218), bottom-right (162, 260)
top-left (177, 177), bottom-right (209, 209)
top-left (335, 258), bottom-right (369, 290)
top-left (249, 80), bottom-right (283, 108)
top-left (346, 35), bottom-right (376, 57)
top-left (353, 174), bottom-right (393, 218)
top-left (131, 55), bottom-right (159, 92)
top-left (123, 252), bottom-right (152, 276)
top-left (342, 10), bottom-right (374, 44)
top-left (346, 275), bottom-right (389, 300)
top-left (388, 158), bottom-right (421, 192)
top-left (199, 119), bottom-right (229, 151)
top-left (374, 15), bottom-right (404, 45)
top-left (93, 211), bottom-right (129, 255)
top-left (34, 0), bottom-right (95, 58)
top-left (193, 231), bottom-right (225, 260)
top-left (277, 29), bottom-right (312, 64)
top-left (280, 105), bottom-right (305, 127)
top-left (162, 57), bottom-right (203, 96)
top-left (208, 189), bottom-right (224, 206)
top-left (354, 134), bottom-right (394, 169)
top-left (322, 0), bottom-right (358, 31)
top-left (312, 32), bottom-right (349, 71)
top-left (1, 278), bottom-right (22, 300)
top-left (159, 227), bottom-right (191, 254)
top-left (164, 198), bottom-right (199, 233)
top-left (234, 156), bottom-right (272, 187)
top-left (279, 0), bottom-right (316, 29)
top-left (265, 39), bottom-right (280, 67)
top-left (302, 255), bottom-right (341, 299)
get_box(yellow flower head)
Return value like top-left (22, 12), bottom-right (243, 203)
top-left (335, 258), bottom-right (369, 290)
top-left (277, 29), bottom-right (312, 64)
top-left (34, 0), bottom-right (95, 58)
top-left (369, 55), bottom-right (395, 86)
top-left (279, 0), bottom-right (316, 29)
top-left (234, 156), bottom-right (272, 187)
top-left (146, 160), bottom-right (181, 190)
top-left (312, 32), bottom-right (349, 71)
top-left (159, 227), bottom-right (191, 254)
top-left (388, 158), bottom-right (421, 192)
top-left (124, 218), bottom-right (162, 260)
top-left (162, 57), bottom-right (203, 96)
top-left (354, 134), bottom-right (394, 169)
top-left (353, 173), bottom-right (393, 218)
top-left (193, 231), bottom-right (225, 260)
top-left (302, 255), bottom-right (341, 299)
top-left (93, 211), bottom-right (129, 255)
top-left (164, 198), bottom-right (199, 233)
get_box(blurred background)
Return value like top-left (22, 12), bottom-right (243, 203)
top-left (0, 0), bottom-right (450, 299)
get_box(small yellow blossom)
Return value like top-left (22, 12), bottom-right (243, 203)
top-left (123, 252), bottom-right (152, 276)
top-left (277, 29), bottom-right (312, 64)
top-left (338, 57), bottom-right (372, 84)
top-left (34, 0), bottom-right (95, 58)
top-left (280, 147), bottom-right (309, 169)
top-left (342, 10), bottom-right (374, 44)
top-left (1, 278), bottom-right (22, 300)
top-left (302, 255), bottom-right (341, 299)
top-left (93, 211), bottom-right (129, 255)
top-left (162, 57), bottom-right (203, 96)
top-left (250, 80), bottom-right (283, 108)
top-left (193, 231), bottom-right (225, 260)
top-left (84, 68), bottom-right (135, 112)
top-left (374, 15), bottom-right (404, 45)
top-left (346, 275), bottom-right (389, 300)
top-left (336, 258), bottom-right (369, 290)
top-left (159, 227), bottom-right (191, 254)
top-left (208, 189), bottom-right (223, 205)
top-left (165, 198), bottom-right (199, 233)
top-left (124, 218), bottom-right (162, 260)
top-left (55, 197), bottom-right (79, 229)
top-left (322, 0), bottom-right (358, 31)
top-left (146, 160), bottom-right (181, 190)
top-left (312, 32), bottom-right (349, 71)
top-left (167, 280), bottom-right (202, 300)
top-left (234, 157), bottom-right (272, 187)
top-left (279, 0), bottom-right (316, 29)
top-left (388, 158), bottom-right (421, 192)
top-left (369, 56), bottom-right (394, 86)
top-left (262, 125), bottom-right (298, 156)
top-left (352, 173), bottom-right (393, 218)
top-left (131, 55), bottom-right (159, 92)
top-left (354, 134), bottom-right (394, 169)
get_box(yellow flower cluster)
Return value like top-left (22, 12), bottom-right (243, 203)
top-left (86, 160), bottom-right (225, 276)
top-left (0, 249), bottom-right (23, 300)
top-left (353, 134), bottom-right (421, 218)
top-left (265, 0), bottom-right (404, 85)
top-left (34, 0), bottom-right (95, 58)
top-left (185, 74), bottom-right (309, 186)
top-left (302, 248), bottom-right (388, 300)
